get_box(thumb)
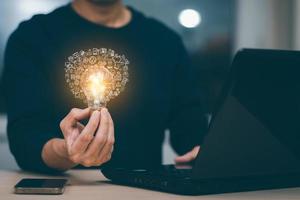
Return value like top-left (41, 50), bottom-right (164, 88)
top-left (175, 146), bottom-right (200, 164)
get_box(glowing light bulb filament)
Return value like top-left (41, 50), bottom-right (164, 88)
top-left (89, 72), bottom-right (106, 98)
top-left (85, 72), bottom-right (107, 109)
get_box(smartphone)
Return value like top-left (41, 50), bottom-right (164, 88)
top-left (14, 178), bottom-right (68, 195)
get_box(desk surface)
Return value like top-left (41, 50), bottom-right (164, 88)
top-left (1, 169), bottom-right (300, 200)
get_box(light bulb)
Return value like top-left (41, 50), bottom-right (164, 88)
top-left (65, 48), bottom-right (129, 110)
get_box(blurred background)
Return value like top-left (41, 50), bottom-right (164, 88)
top-left (0, 0), bottom-right (299, 169)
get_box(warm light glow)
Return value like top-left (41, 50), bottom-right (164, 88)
top-left (88, 72), bottom-right (106, 99)
top-left (178, 9), bottom-right (201, 28)
top-left (65, 48), bottom-right (129, 110)
top-left (81, 67), bottom-right (113, 109)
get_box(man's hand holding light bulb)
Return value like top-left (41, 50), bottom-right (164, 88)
top-left (42, 107), bottom-right (114, 170)
top-left (42, 71), bottom-right (115, 170)
top-left (41, 48), bottom-right (128, 170)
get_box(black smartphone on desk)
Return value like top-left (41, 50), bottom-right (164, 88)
top-left (14, 178), bottom-right (68, 195)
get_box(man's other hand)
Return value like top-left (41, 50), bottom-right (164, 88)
top-left (175, 146), bottom-right (200, 164)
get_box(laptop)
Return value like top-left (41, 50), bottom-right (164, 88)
top-left (101, 49), bottom-right (300, 195)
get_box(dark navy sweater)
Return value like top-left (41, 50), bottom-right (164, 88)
top-left (3, 4), bottom-right (207, 173)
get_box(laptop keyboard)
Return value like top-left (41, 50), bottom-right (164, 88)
top-left (102, 165), bottom-right (197, 194)
top-left (156, 165), bottom-right (193, 178)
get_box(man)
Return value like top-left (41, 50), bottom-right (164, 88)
top-left (3, 0), bottom-right (207, 173)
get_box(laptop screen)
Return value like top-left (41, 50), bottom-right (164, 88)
top-left (232, 49), bottom-right (300, 158)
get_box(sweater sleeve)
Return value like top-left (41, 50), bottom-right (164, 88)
top-left (168, 37), bottom-right (208, 155)
top-left (3, 24), bottom-right (62, 174)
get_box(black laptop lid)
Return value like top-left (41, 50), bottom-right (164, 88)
top-left (192, 49), bottom-right (300, 179)
top-left (233, 49), bottom-right (300, 157)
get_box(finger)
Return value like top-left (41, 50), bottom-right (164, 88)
top-left (62, 108), bottom-right (91, 130)
top-left (76, 122), bottom-right (85, 132)
top-left (65, 128), bottom-right (80, 150)
top-left (97, 137), bottom-right (114, 165)
top-left (82, 108), bottom-right (111, 160)
top-left (70, 111), bottom-right (100, 155)
top-left (175, 146), bottom-right (200, 164)
top-left (81, 110), bottom-right (101, 136)
top-left (175, 153), bottom-right (194, 163)
top-left (97, 113), bottom-right (114, 164)
top-left (97, 108), bottom-right (110, 137)
top-left (66, 122), bottom-right (85, 148)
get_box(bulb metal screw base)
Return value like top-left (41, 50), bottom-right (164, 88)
top-left (88, 99), bottom-right (106, 110)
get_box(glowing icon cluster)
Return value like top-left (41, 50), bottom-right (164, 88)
top-left (65, 48), bottom-right (129, 109)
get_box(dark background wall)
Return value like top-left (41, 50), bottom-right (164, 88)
top-left (0, 0), bottom-right (235, 114)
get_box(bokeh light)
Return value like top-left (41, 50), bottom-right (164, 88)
top-left (178, 9), bottom-right (201, 28)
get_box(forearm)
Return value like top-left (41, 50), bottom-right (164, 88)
top-left (42, 138), bottom-right (77, 171)
top-left (169, 105), bottom-right (208, 154)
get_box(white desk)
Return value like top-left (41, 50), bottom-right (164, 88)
top-left (1, 169), bottom-right (300, 200)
